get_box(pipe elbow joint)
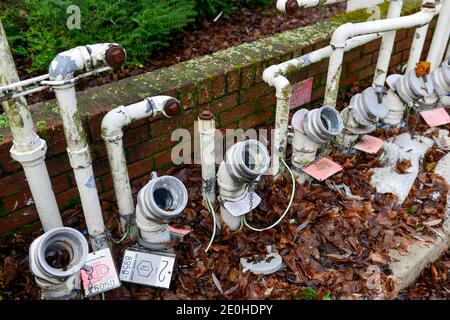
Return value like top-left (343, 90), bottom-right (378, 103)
top-left (276, 0), bottom-right (299, 15)
top-left (49, 43), bottom-right (126, 81)
top-left (331, 23), bottom-right (354, 49)
top-left (263, 65), bottom-right (282, 86)
top-left (274, 76), bottom-right (291, 100)
top-left (101, 106), bottom-right (131, 141)
top-left (147, 96), bottom-right (181, 118)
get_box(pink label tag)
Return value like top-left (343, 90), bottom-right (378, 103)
top-left (168, 225), bottom-right (191, 236)
top-left (420, 108), bottom-right (450, 127)
top-left (354, 134), bottom-right (384, 154)
top-left (81, 248), bottom-right (121, 296)
top-left (303, 157), bottom-right (343, 181)
top-left (289, 77), bottom-right (314, 110)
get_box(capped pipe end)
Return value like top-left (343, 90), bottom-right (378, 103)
top-left (164, 99), bottom-right (181, 117)
top-left (199, 110), bottom-right (214, 121)
top-left (285, 0), bottom-right (299, 15)
top-left (105, 45), bottom-right (126, 69)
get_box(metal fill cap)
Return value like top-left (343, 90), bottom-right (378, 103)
top-left (407, 68), bottom-right (434, 97)
top-left (361, 86), bottom-right (389, 119)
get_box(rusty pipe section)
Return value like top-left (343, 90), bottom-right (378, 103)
top-left (49, 43), bottom-right (126, 250)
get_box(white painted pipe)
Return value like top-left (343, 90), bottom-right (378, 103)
top-left (427, 0), bottom-right (450, 69)
top-left (276, 0), bottom-right (344, 14)
top-left (29, 227), bottom-right (88, 300)
top-left (135, 172), bottom-right (188, 247)
top-left (49, 43), bottom-right (126, 250)
top-left (198, 111), bottom-right (216, 204)
top-left (373, 0), bottom-right (404, 89)
top-left (218, 140), bottom-right (270, 231)
top-left (0, 20), bottom-right (62, 231)
top-left (263, 33), bottom-right (381, 176)
top-left (324, 4), bottom-right (440, 108)
top-left (101, 96), bottom-right (180, 232)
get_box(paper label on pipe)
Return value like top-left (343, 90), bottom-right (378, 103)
top-left (303, 157), bottom-right (343, 181)
top-left (223, 192), bottom-right (262, 217)
top-left (168, 225), bottom-right (191, 236)
top-left (420, 108), bottom-right (450, 127)
top-left (119, 249), bottom-right (175, 289)
top-left (289, 77), bottom-right (314, 110)
top-left (81, 248), bottom-right (121, 296)
top-left (386, 74), bottom-right (402, 90)
top-left (354, 134), bottom-right (385, 154)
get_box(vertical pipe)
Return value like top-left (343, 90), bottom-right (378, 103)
top-left (406, 23), bottom-right (430, 73)
top-left (0, 20), bottom-right (62, 231)
top-left (427, 0), bottom-right (450, 69)
top-left (52, 84), bottom-right (107, 250)
top-left (373, 0), bottom-right (404, 89)
top-left (198, 111), bottom-right (216, 204)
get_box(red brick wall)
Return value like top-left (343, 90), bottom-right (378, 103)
top-left (0, 21), bottom-right (436, 234)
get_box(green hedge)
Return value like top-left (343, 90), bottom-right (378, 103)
top-left (1, 0), bottom-right (274, 74)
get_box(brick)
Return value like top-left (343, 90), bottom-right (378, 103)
top-left (56, 187), bottom-right (80, 209)
top-left (241, 63), bottom-right (256, 88)
top-left (343, 48), bottom-right (362, 63)
top-left (0, 206), bottom-right (38, 234)
top-left (239, 82), bottom-right (274, 104)
top-left (239, 109), bottom-right (273, 130)
top-left (178, 83), bottom-right (196, 110)
top-left (220, 101), bottom-right (254, 126)
top-left (395, 29), bottom-right (407, 41)
top-left (126, 134), bottom-right (175, 163)
top-left (307, 61), bottom-right (325, 77)
top-left (364, 39), bottom-right (382, 54)
top-left (150, 116), bottom-right (177, 139)
top-left (212, 74), bottom-right (226, 98)
top-left (123, 123), bottom-right (151, 147)
top-left (225, 67), bottom-right (241, 93)
top-left (2, 189), bottom-right (32, 213)
top-left (52, 173), bottom-right (73, 194)
top-left (205, 94), bottom-right (239, 114)
top-left (311, 86), bottom-right (326, 101)
top-left (197, 78), bottom-right (213, 105)
top-left (46, 153), bottom-right (71, 177)
top-left (395, 38), bottom-right (413, 53)
top-left (154, 150), bottom-right (173, 169)
top-left (389, 53), bottom-right (403, 68)
top-left (348, 54), bottom-right (373, 73)
top-left (128, 158), bottom-right (153, 179)
top-left (359, 64), bottom-right (376, 80)
top-left (0, 171), bottom-right (27, 198)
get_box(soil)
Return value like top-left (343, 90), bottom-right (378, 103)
top-left (1, 105), bottom-right (450, 300)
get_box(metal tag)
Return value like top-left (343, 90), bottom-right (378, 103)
top-left (80, 248), bottom-right (121, 296)
top-left (303, 157), bottom-right (343, 181)
top-left (119, 249), bottom-right (175, 289)
top-left (224, 192), bottom-right (262, 217)
top-left (354, 134), bottom-right (384, 154)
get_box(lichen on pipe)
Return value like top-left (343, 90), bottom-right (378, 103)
top-left (49, 43), bottom-right (126, 251)
top-left (0, 20), bottom-right (62, 231)
top-left (324, 4), bottom-right (439, 108)
top-left (198, 110), bottom-right (217, 205)
top-left (101, 96), bottom-right (180, 235)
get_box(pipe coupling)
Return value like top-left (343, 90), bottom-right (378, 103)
top-left (431, 57), bottom-right (450, 96)
top-left (303, 106), bottom-right (343, 144)
top-left (396, 67), bottom-right (434, 104)
top-left (136, 172), bottom-right (188, 246)
top-left (29, 227), bottom-right (88, 300)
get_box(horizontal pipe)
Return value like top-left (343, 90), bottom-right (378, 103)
top-left (276, 0), bottom-right (344, 14)
top-left (325, 5), bottom-right (439, 107)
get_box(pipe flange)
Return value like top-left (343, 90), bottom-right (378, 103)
top-left (431, 58), bottom-right (450, 96)
top-left (225, 140), bottom-right (270, 182)
top-left (351, 87), bottom-right (389, 126)
top-left (302, 106), bottom-right (344, 144)
top-left (396, 68), bottom-right (434, 104)
top-left (30, 227), bottom-right (88, 280)
top-left (10, 137), bottom-right (47, 164)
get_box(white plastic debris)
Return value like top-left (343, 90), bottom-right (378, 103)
top-left (370, 133), bottom-right (434, 203)
top-left (435, 152), bottom-right (450, 185)
top-left (240, 252), bottom-right (283, 275)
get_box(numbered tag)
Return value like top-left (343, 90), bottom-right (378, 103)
top-left (289, 77), bottom-right (314, 110)
top-left (420, 108), bottom-right (450, 127)
top-left (354, 134), bottom-right (384, 154)
top-left (224, 192), bottom-right (262, 217)
top-left (80, 248), bottom-right (121, 296)
top-left (119, 249), bottom-right (175, 289)
top-left (303, 157), bottom-right (343, 181)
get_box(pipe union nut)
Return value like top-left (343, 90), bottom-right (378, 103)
top-left (303, 106), bottom-right (344, 144)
